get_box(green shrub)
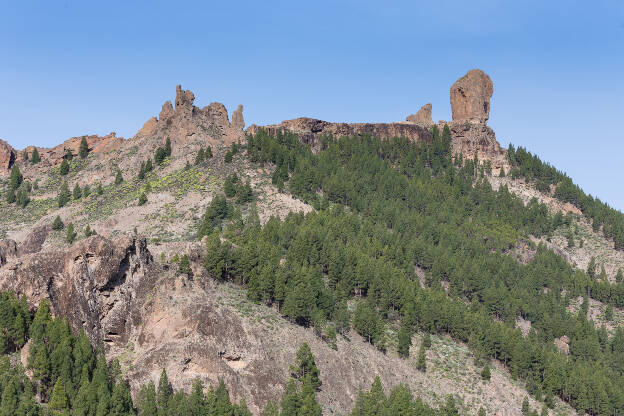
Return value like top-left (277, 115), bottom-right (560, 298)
top-left (52, 215), bottom-right (64, 230)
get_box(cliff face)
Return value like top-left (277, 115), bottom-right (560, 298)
top-left (247, 69), bottom-right (507, 171)
top-left (247, 117), bottom-right (433, 151)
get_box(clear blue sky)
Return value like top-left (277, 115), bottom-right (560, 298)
top-left (1, 1), bottom-right (623, 210)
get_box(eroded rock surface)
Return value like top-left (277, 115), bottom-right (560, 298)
top-left (0, 139), bottom-right (16, 175)
top-left (134, 85), bottom-right (245, 150)
top-left (0, 235), bottom-right (154, 344)
top-left (450, 69), bottom-right (493, 122)
top-left (406, 103), bottom-right (433, 125)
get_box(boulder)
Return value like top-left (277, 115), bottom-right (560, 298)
top-left (450, 69), bottom-right (493, 122)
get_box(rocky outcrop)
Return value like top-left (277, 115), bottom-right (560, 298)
top-left (406, 103), bottom-right (433, 125)
top-left (134, 85), bottom-right (245, 150)
top-left (247, 117), bottom-right (433, 151)
top-left (17, 225), bottom-right (50, 256)
top-left (0, 235), bottom-right (154, 344)
top-left (21, 133), bottom-right (124, 167)
top-left (0, 139), bottom-right (16, 175)
top-left (248, 70), bottom-right (506, 170)
top-left (440, 120), bottom-right (507, 170)
top-left (232, 105), bottom-right (245, 132)
top-left (450, 69), bottom-right (493, 122)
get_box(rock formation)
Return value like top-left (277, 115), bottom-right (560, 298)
top-left (134, 85), bottom-right (245, 149)
top-left (0, 139), bottom-right (16, 175)
top-left (232, 104), bottom-right (245, 131)
top-left (406, 103), bottom-right (433, 125)
top-left (19, 133), bottom-right (124, 167)
top-left (0, 234), bottom-right (154, 344)
top-left (450, 69), bottom-right (493, 122)
top-left (247, 117), bottom-right (433, 151)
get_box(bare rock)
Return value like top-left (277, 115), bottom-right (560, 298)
top-left (0, 139), bottom-right (16, 175)
top-left (0, 235), bottom-right (154, 344)
top-left (21, 133), bottom-right (124, 168)
top-left (443, 120), bottom-right (506, 169)
top-left (232, 105), bottom-right (245, 131)
top-left (133, 85), bottom-right (245, 149)
top-left (159, 101), bottom-right (175, 121)
top-left (450, 69), bottom-right (493, 122)
top-left (0, 240), bottom-right (18, 266)
top-left (406, 103), bottom-right (433, 125)
top-left (18, 225), bottom-right (50, 256)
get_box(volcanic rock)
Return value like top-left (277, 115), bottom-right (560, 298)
top-left (450, 69), bottom-right (493, 122)
top-left (0, 139), bottom-right (16, 175)
top-left (406, 103), bottom-right (433, 125)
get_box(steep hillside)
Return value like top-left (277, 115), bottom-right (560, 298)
top-left (0, 69), bottom-right (622, 416)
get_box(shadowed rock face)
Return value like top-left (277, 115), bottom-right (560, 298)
top-left (0, 139), bottom-right (16, 175)
top-left (450, 69), bottom-right (493, 122)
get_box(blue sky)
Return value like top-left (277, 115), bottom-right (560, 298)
top-left (1, 1), bottom-right (623, 209)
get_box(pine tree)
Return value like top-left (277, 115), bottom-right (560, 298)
top-left (79, 136), bottom-right (89, 159)
top-left (442, 395), bottom-right (459, 416)
top-left (157, 369), bottom-right (171, 416)
top-left (97, 183), bottom-right (104, 195)
top-left (58, 182), bottom-right (71, 207)
top-left (5, 188), bottom-right (15, 204)
top-left (110, 379), bottom-right (134, 416)
top-left (522, 396), bottom-right (530, 415)
top-left (9, 165), bottom-right (23, 190)
top-left (164, 138), bottom-right (172, 157)
top-left (60, 159), bottom-right (70, 175)
top-left (224, 151), bottom-right (233, 163)
top-left (115, 168), bottom-right (123, 185)
top-left (617, 268), bottom-right (623, 282)
top-left (73, 183), bottom-right (82, 200)
top-left (64, 148), bottom-right (74, 161)
top-left (31, 147), bottom-right (40, 164)
top-left (416, 342), bottom-right (427, 372)
top-left (540, 404), bottom-right (549, 416)
top-left (138, 192), bottom-right (147, 206)
top-left (298, 377), bottom-right (322, 416)
top-left (52, 215), bottom-right (65, 231)
top-left (423, 331), bottom-right (432, 348)
top-left (82, 184), bottom-right (90, 197)
top-left (177, 254), bottom-right (192, 275)
top-left (397, 324), bottom-right (411, 358)
top-left (138, 381), bottom-right (158, 416)
top-left (481, 362), bottom-right (491, 381)
top-left (66, 223), bottom-right (76, 244)
top-left (187, 379), bottom-right (205, 416)
top-left (49, 377), bottom-right (69, 411)
top-left (195, 148), bottom-right (205, 165)
top-left (280, 378), bottom-right (301, 416)
top-left (22, 149), bottom-right (28, 162)
top-left (290, 343), bottom-right (321, 390)
top-left (0, 378), bottom-right (19, 416)
top-left (587, 256), bottom-right (597, 279)
top-left (205, 146), bottom-right (213, 158)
